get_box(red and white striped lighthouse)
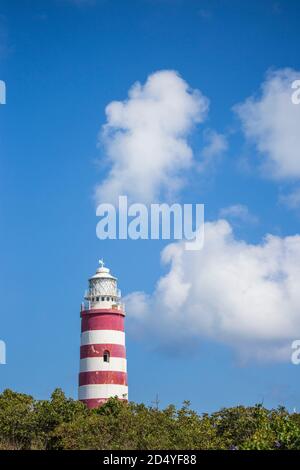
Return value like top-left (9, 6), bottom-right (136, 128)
top-left (78, 260), bottom-right (128, 409)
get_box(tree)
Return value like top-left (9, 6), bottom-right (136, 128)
top-left (1, 389), bottom-right (300, 450)
top-left (34, 388), bottom-right (88, 449)
top-left (0, 389), bottom-right (35, 449)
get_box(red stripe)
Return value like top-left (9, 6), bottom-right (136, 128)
top-left (81, 314), bottom-right (124, 332)
top-left (79, 371), bottom-right (127, 386)
top-left (80, 398), bottom-right (127, 409)
top-left (81, 308), bottom-right (125, 317)
top-left (80, 344), bottom-right (126, 359)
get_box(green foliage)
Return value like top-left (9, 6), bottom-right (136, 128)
top-left (34, 388), bottom-right (88, 449)
top-left (0, 389), bottom-right (300, 450)
top-left (242, 408), bottom-right (300, 450)
top-left (210, 404), bottom-right (269, 449)
top-left (0, 389), bottom-right (35, 449)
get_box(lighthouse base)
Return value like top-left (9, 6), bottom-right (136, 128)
top-left (80, 398), bottom-right (128, 409)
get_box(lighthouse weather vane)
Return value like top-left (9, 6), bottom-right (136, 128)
top-left (99, 258), bottom-right (105, 268)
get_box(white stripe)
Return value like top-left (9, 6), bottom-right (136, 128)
top-left (78, 384), bottom-right (128, 400)
top-left (80, 357), bottom-right (127, 373)
top-left (81, 330), bottom-right (125, 346)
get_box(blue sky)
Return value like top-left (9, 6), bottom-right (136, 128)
top-left (1, 0), bottom-right (300, 413)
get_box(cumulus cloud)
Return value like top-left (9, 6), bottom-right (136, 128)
top-left (235, 68), bottom-right (300, 180)
top-left (125, 220), bottom-right (300, 362)
top-left (219, 204), bottom-right (259, 225)
top-left (96, 70), bottom-right (209, 204)
top-left (280, 187), bottom-right (300, 210)
top-left (197, 129), bottom-right (227, 172)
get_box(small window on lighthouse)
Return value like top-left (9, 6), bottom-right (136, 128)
top-left (103, 350), bottom-right (110, 363)
top-left (101, 297), bottom-right (105, 301)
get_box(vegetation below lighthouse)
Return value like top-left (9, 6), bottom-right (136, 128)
top-left (1, 388), bottom-right (300, 450)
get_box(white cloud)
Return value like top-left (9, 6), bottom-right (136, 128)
top-left (197, 129), bottom-right (227, 172)
top-left (280, 187), bottom-right (300, 210)
top-left (96, 70), bottom-right (209, 204)
top-left (235, 68), bottom-right (300, 180)
top-left (219, 204), bottom-right (258, 225)
top-left (126, 220), bottom-right (300, 362)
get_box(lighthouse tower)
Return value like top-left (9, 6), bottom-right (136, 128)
top-left (78, 260), bottom-right (128, 409)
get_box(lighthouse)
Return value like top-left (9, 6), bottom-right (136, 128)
top-left (78, 260), bottom-right (128, 408)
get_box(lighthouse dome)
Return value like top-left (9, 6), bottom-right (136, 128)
top-left (84, 260), bottom-right (122, 311)
top-left (90, 263), bottom-right (117, 280)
